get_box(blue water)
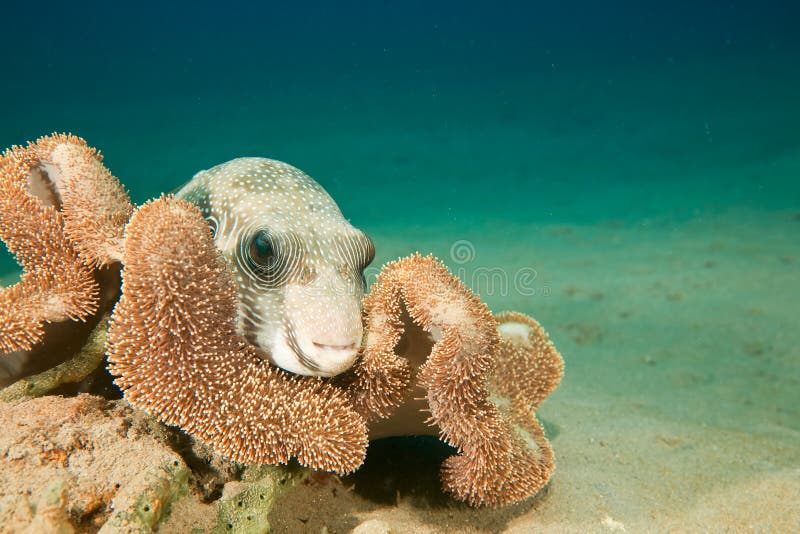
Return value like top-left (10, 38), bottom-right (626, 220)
top-left (2, 3), bottom-right (798, 243)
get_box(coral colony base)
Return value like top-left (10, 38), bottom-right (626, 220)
top-left (0, 134), bottom-right (563, 529)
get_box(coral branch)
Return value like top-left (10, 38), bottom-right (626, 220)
top-left (106, 197), bottom-right (368, 473)
top-left (0, 142), bottom-right (99, 353)
top-left (481, 312), bottom-right (564, 503)
top-left (491, 311), bottom-right (564, 412)
top-left (359, 254), bottom-right (513, 506)
top-left (350, 255), bottom-right (564, 507)
top-left (338, 282), bottom-right (413, 421)
top-left (33, 133), bottom-right (133, 267)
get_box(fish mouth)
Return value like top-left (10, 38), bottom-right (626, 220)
top-left (243, 314), bottom-right (360, 377)
top-left (312, 341), bottom-right (358, 351)
top-left (284, 318), bottom-right (360, 377)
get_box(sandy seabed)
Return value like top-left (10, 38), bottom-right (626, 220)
top-left (268, 207), bottom-right (800, 533)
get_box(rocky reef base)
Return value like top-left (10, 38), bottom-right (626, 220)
top-left (0, 394), bottom-right (304, 533)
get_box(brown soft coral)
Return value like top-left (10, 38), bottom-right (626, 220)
top-left (106, 196), bottom-right (368, 473)
top-left (0, 137), bottom-right (100, 352)
top-left (33, 133), bottom-right (133, 267)
top-left (104, 202), bottom-right (563, 506)
top-left (487, 311), bottom-right (564, 505)
top-left (1, 134), bottom-right (563, 508)
top-left (340, 256), bottom-right (564, 506)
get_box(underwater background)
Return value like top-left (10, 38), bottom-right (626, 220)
top-left (2, 1), bottom-right (799, 531)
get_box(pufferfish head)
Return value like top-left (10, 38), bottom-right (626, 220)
top-left (177, 157), bottom-right (374, 377)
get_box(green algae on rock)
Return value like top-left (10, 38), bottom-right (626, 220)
top-left (0, 315), bottom-right (109, 402)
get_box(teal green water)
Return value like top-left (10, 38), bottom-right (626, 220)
top-left (1, 3), bottom-right (799, 528)
top-left (3, 50), bottom-right (798, 259)
top-left (2, 4), bottom-right (798, 236)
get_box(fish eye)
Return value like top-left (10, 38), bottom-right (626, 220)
top-left (249, 231), bottom-right (275, 267)
top-left (241, 230), bottom-right (304, 288)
